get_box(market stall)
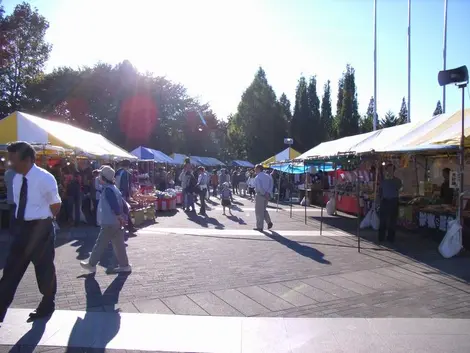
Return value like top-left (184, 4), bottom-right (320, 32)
top-left (261, 147), bottom-right (301, 168)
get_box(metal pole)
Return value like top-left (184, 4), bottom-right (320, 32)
top-left (304, 167), bottom-right (308, 224)
top-left (407, 0), bottom-right (411, 122)
top-left (443, 0), bottom-right (448, 113)
top-left (356, 169), bottom-right (361, 253)
top-left (458, 85), bottom-right (466, 227)
top-left (373, 0), bottom-right (378, 130)
top-left (290, 163), bottom-right (293, 218)
top-left (320, 163), bottom-right (324, 236)
top-left (276, 167), bottom-right (281, 212)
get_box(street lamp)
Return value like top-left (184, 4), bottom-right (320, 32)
top-left (438, 65), bottom-right (468, 225)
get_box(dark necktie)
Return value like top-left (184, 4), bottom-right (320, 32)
top-left (17, 176), bottom-right (28, 222)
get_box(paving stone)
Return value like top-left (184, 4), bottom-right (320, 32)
top-left (188, 292), bottom-right (242, 316)
top-left (317, 274), bottom-right (377, 295)
top-left (259, 282), bottom-right (316, 307)
top-left (282, 280), bottom-right (337, 302)
top-left (161, 295), bottom-right (208, 316)
top-left (301, 277), bottom-right (360, 299)
top-left (371, 266), bottom-right (431, 286)
top-left (212, 289), bottom-right (270, 316)
top-left (133, 298), bottom-right (175, 314)
top-left (237, 285), bottom-right (294, 311)
top-left (338, 270), bottom-right (400, 290)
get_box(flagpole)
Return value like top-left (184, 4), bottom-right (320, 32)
top-left (373, 0), bottom-right (378, 130)
top-left (443, 0), bottom-right (448, 113)
top-left (407, 0), bottom-right (411, 122)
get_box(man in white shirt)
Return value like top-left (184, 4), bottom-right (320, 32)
top-left (0, 141), bottom-right (62, 322)
top-left (253, 164), bottom-right (273, 231)
top-left (197, 166), bottom-right (209, 215)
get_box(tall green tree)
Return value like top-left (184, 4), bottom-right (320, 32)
top-left (337, 65), bottom-right (360, 137)
top-left (380, 110), bottom-right (398, 128)
top-left (228, 67), bottom-right (287, 162)
top-left (331, 77), bottom-right (344, 138)
top-left (307, 76), bottom-right (322, 148)
top-left (320, 80), bottom-right (333, 140)
top-left (398, 97), bottom-right (408, 124)
top-left (0, 2), bottom-right (52, 117)
top-left (360, 97), bottom-right (374, 133)
top-left (433, 100), bottom-right (443, 116)
top-left (23, 61), bottom-right (228, 157)
top-left (291, 76), bottom-right (313, 151)
top-left (279, 93), bottom-right (292, 129)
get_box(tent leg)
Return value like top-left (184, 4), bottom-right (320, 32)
top-left (320, 163), bottom-right (324, 236)
top-left (276, 166), bottom-right (281, 212)
top-left (290, 164), bottom-right (293, 218)
top-left (357, 170), bottom-right (361, 253)
top-left (304, 169), bottom-right (308, 225)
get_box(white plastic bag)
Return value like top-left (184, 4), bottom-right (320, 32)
top-left (438, 219), bottom-right (463, 258)
top-left (360, 209), bottom-right (372, 229)
top-left (326, 197), bottom-right (336, 215)
top-left (300, 197), bottom-right (306, 206)
top-left (370, 209), bottom-right (380, 230)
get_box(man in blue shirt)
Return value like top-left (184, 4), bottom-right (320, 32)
top-left (378, 164), bottom-right (402, 243)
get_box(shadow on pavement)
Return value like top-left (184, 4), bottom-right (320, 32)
top-left (64, 274), bottom-right (129, 352)
top-left (226, 214), bottom-right (247, 225)
top-left (308, 213), bottom-right (470, 284)
top-left (10, 317), bottom-right (51, 353)
top-left (187, 212), bottom-right (225, 229)
top-left (264, 230), bottom-right (331, 264)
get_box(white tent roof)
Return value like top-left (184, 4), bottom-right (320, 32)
top-left (298, 109), bottom-right (469, 160)
top-left (0, 112), bottom-right (136, 160)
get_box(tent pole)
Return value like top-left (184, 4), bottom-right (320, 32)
top-left (356, 164), bottom-right (361, 253)
top-left (276, 163), bottom-right (281, 212)
top-left (304, 167), bottom-right (308, 224)
top-left (290, 163), bottom-right (293, 218)
top-left (320, 163), bottom-right (324, 236)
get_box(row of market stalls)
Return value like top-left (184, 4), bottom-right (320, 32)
top-left (275, 108), bottom-right (470, 250)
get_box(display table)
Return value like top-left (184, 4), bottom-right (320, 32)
top-left (323, 194), bottom-right (363, 216)
top-left (155, 197), bottom-right (177, 211)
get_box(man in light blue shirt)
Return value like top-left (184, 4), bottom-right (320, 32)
top-left (254, 164), bottom-right (273, 231)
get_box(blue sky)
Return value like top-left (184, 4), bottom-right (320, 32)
top-left (3, 0), bottom-right (470, 122)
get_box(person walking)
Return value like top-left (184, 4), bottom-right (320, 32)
top-left (0, 142), bottom-right (62, 322)
top-left (80, 166), bottom-right (131, 274)
top-left (197, 166), bottom-right (209, 215)
top-left (220, 182), bottom-right (233, 216)
top-left (378, 163), bottom-right (402, 243)
top-left (253, 164), bottom-right (273, 231)
top-left (247, 171), bottom-right (256, 201)
top-left (115, 160), bottom-right (137, 234)
top-left (210, 170), bottom-right (219, 198)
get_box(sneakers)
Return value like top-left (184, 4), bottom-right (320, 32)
top-left (80, 261), bottom-right (96, 273)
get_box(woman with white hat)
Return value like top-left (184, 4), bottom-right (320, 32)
top-left (80, 165), bottom-right (131, 274)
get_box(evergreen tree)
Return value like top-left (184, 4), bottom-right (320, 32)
top-left (320, 80), bottom-right (333, 140)
top-left (359, 97), bottom-right (374, 133)
top-left (337, 65), bottom-right (360, 137)
top-left (307, 76), bottom-right (321, 148)
top-left (228, 67), bottom-right (287, 162)
top-left (279, 93), bottom-right (292, 133)
top-left (433, 100), bottom-right (443, 116)
top-left (398, 97), bottom-right (408, 124)
top-left (380, 110), bottom-right (398, 128)
top-left (291, 76), bottom-right (313, 152)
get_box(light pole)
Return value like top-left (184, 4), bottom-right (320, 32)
top-left (438, 65), bottom-right (468, 233)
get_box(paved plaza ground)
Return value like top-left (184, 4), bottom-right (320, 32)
top-left (1, 195), bottom-right (469, 352)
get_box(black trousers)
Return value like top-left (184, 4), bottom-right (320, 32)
top-left (0, 218), bottom-right (57, 321)
top-left (379, 198), bottom-right (399, 241)
top-left (199, 188), bottom-right (207, 213)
